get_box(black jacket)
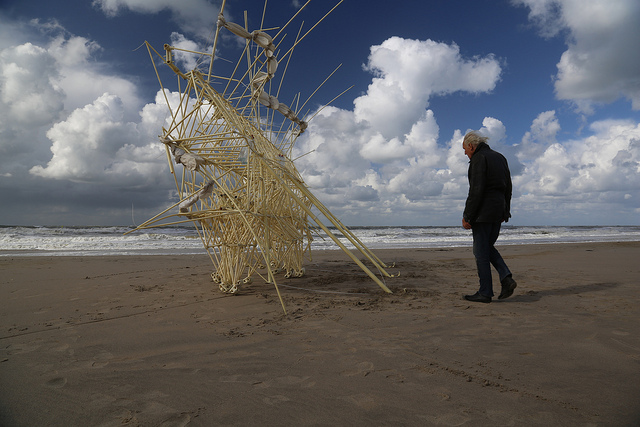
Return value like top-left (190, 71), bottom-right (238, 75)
top-left (463, 142), bottom-right (512, 224)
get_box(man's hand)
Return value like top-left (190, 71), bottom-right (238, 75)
top-left (462, 218), bottom-right (472, 229)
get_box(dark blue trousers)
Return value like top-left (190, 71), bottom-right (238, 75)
top-left (472, 222), bottom-right (511, 297)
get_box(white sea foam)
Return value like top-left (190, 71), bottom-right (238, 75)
top-left (1, 225), bottom-right (638, 256)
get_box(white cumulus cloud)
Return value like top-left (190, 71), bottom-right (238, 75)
top-left (518, 110), bottom-right (560, 159)
top-left (31, 93), bottom-right (147, 183)
top-left (516, 119), bottom-right (640, 204)
top-left (514, 0), bottom-right (640, 111)
top-left (0, 21), bottom-right (143, 141)
top-left (0, 42), bottom-right (64, 126)
top-left (354, 37), bottom-right (502, 138)
top-left (92, 0), bottom-right (221, 40)
top-left (168, 32), bottom-right (213, 72)
top-left (29, 88), bottom-right (184, 188)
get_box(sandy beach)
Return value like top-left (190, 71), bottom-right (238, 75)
top-left (1, 241), bottom-right (639, 426)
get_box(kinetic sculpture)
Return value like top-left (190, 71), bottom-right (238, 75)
top-left (130, 0), bottom-right (394, 312)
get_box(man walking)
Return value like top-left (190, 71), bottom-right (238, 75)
top-left (462, 131), bottom-right (517, 303)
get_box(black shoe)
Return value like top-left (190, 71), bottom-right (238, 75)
top-left (464, 292), bottom-right (491, 303)
top-left (498, 275), bottom-right (517, 300)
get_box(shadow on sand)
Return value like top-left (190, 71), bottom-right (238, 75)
top-left (504, 282), bottom-right (620, 303)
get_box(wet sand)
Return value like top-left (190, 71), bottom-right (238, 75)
top-left (1, 242), bottom-right (639, 426)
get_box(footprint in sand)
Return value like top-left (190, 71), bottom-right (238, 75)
top-left (340, 393), bottom-right (377, 409)
top-left (6, 342), bottom-right (41, 355)
top-left (253, 375), bottom-right (316, 390)
top-left (90, 351), bottom-right (114, 368)
top-left (420, 412), bottom-right (471, 426)
top-left (46, 377), bottom-right (67, 388)
top-left (612, 330), bottom-right (629, 336)
top-left (263, 395), bottom-right (291, 405)
top-left (275, 375), bottom-right (315, 388)
top-left (52, 343), bottom-right (70, 352)
top-left (159, 413), bottom-right (191, 427)
top-left (88, 393), bottom-right (117, 408)
top-left (340, 361), bottom-right (374, 377)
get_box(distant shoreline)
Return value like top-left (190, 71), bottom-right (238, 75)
top-left (2, 239), bottom-right (640, 258)
top-left (2, 225), bottom-right (639, 257)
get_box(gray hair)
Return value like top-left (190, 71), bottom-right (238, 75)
top-left (463, 131), bottom-right (489, 148)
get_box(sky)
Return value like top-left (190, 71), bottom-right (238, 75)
top-left (1, 0), bottom-right (639, 227)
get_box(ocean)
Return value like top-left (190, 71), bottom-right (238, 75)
top-left (1, 225), bottom-right (639, 257)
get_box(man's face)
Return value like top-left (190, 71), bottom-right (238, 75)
top-left (463, 142), bottom-right (475, 160)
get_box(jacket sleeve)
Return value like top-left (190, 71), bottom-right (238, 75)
top-left (504, 160), bottom-right (512, 222)
top-left (463, 154), bottom-right (486, 223)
